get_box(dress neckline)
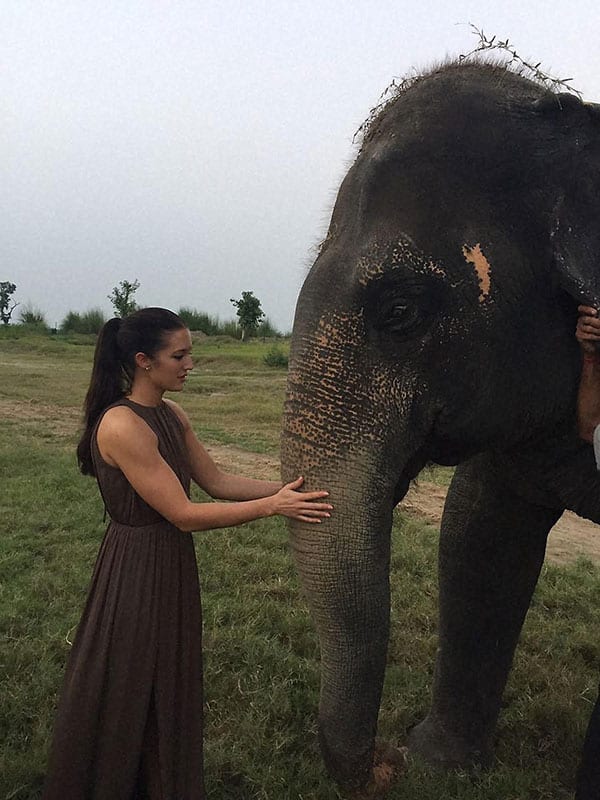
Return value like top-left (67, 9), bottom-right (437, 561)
top-left (123, 396), bottom-right (166, 410)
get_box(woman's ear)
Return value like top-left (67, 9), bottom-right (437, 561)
top-left (135, 351), bottom-right (152, 371)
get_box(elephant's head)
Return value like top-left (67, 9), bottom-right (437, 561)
top-left (280, 62), bottom-right (600, 792)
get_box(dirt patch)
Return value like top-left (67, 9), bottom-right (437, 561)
top-left (400, 481), bottom-right (600, 566)
top-left (205, 444), bottom-right (280, 481)
top-left (0, 398), bottom-right (80, 437)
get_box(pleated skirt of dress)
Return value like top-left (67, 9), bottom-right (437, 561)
top-left (42, 520), bottom-right (205, 800)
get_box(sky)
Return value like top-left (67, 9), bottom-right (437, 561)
top-left (4, 0), bottom-right (600, 333)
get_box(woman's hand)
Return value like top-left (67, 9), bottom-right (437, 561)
top-left (576, 305), bottom-right (600, 354)
top-left (270, 477), bottom-right (333, 523)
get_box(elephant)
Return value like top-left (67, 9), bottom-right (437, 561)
top-left (280, 60), bottom-right (600, 797)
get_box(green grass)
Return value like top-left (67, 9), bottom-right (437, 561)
top-left (1, 334), bottom-right (600, 799)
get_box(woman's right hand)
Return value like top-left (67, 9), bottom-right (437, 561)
top-left (271, 477), bottom-right (333, 523)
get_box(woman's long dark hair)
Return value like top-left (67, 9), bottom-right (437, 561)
top-left (76, 307), bottom-right (186, 476)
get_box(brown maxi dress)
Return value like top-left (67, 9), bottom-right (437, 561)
top-left (43, 398), bottom-right (205, 800)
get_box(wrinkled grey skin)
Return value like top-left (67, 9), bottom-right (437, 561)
top-left (280, 61), bottom-right (600, 796)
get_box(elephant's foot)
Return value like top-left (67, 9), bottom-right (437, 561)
top-left (345, 741), bottom-right (408, 799)
top-left (408, 715), bottom-right (493, 769)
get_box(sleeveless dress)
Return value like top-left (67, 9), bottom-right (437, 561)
top-left (43, 398), bottom-right (205, 800)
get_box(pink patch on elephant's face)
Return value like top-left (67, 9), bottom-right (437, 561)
top-left (462, 243), bottom-right (492, 303)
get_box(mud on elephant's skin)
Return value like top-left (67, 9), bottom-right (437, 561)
top-left (280, 60), bottom-right (600, 796)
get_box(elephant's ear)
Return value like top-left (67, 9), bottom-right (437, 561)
top-left (541, 96), bottom-right (600, 306)
top-left (551, 188), bottom-right (600, 309)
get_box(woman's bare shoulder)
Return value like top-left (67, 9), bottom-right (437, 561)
top-left (96, 405), bottom-right (159, 466)
top-left (97, 404), bottom-right (156, 441)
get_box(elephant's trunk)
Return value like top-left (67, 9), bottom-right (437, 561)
top-left (281, 348), bottom-right (421, 788)
top-left (280, 292), bottom-right (430, 787)
top-left (285, 464), bottom-right (395, 787)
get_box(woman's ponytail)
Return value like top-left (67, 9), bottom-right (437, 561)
top-left (76, 318), bottom-right (126, 475)
top-left (76, 307), bottom-right (186, 476)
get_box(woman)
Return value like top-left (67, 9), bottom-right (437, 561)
top-left (43, 307), bottom-right (331, 800)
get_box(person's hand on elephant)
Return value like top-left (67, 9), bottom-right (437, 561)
top-left (576, 305), bottom-right (600, 354)
top-left (269, 476), bottom-right (332, 523)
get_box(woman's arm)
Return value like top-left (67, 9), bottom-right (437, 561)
top-left (576, 305), bottom-right (600, 442)
top-left (165, 399), bottom-right (283, 500)
top-left (96, 406), bottom-right (331, 532)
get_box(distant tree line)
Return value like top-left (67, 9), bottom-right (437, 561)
top-left (1, 280), bottom-right (284, 339)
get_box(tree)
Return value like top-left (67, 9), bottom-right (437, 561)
top-left (108, 279), bottom-right (140, 318)
top-left (230, 291), bottom-right (265, 341)
top-left (0, 282), bottom-right (18, 325)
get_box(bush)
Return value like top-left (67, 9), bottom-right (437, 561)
top-left (257, 317), bottom-right (281, 338)
top-left (262, 345), bottom-right (289, 368)
top-left (19, 305), bottom-right (49, 332)
top-left (60, 308), bottom-right (106, 334)
top-left (177, 307), bottom-right (240, 337)
top-left (219, 319), bottom-right (240, 338)
top-left (177, 307), bottom-right (220, 335)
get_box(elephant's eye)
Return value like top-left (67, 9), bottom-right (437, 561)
top-left (363, 272), bottom-right (440, 344)
top-left (377, 297), bottom-right (421, 335)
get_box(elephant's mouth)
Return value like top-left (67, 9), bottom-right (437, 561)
top-left (391, 432), bottom-right (485, 507)
top-left (392, 444), bottom-right (431, 505)
top-left (428, 439), bottom-right (481, 466)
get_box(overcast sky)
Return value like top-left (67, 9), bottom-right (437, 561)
top-left (4, 1), bottom-right (600, 332)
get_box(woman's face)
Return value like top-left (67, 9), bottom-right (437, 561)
top-left (144, 327), bottom-right (194, 392)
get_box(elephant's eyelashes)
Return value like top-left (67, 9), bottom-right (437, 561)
top-left (364, 281), bottom-right (439, 341)
top-left (377, 301), bottom-right (421, 334)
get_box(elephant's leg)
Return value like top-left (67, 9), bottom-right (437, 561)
top-left (291, 501), bottom-right (399, 792)
top-left (409, 452), bottom-right (562, 766)
top-left (501, 435), bottom-right (600, 797)
top-left (576, 690), bottom-right (600, 799)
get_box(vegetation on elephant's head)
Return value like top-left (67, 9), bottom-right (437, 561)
top-left (60, 308), bottom-right (107, 335)
top-left (458, 25), bottom-right (582, 97)
top-left (108, 279), bottom-right (140, 318)
top-left (354, 25), bottom-right (583, 146)
top-left (230, 291), bottom-right (265, 341)
top-left (0, 281), bottom-right (18, 325)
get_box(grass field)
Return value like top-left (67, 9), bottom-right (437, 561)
top-left (2, 330), bottom-right (600, 799)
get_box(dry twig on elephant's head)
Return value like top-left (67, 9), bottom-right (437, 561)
top-left (354, 24), bottom-right (583, 146)
top-left (459, 23), bottom-right (583, 98)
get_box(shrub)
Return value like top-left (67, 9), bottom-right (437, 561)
top-left (262, 345), bottom-right (289, 368)
top-left (19, 305), bottom-right (49, 331)
top-left (257, 317), bottom-right (281, 338)
top-left (60, 308), bottom-right (106, 334)
top-left (178, 307), bottom-right (220, 335)
top-left (219, 319), bottom-right (240, 338)
top-left (177, 307), bottom-right (240, 338)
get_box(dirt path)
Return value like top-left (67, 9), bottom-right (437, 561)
top-left (209, 445), bottom-right (600, 566)
top-left (400, 481), bottom-right (600, 566)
